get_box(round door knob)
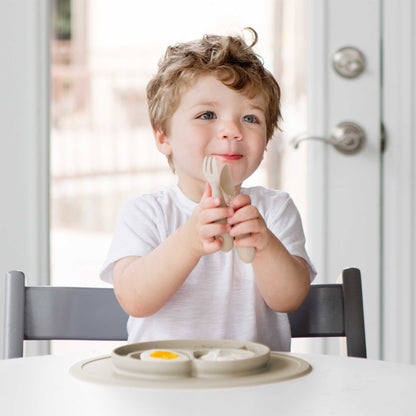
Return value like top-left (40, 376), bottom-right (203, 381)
top-left (332, 47), bottom-right (366, 79)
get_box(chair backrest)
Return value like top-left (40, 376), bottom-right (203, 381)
top-left (288, 267), bottom-right (367, 358)
top-left (3, 268), bottom-right (366, 359)
top-left (2, 270), bottom-right (128, 359)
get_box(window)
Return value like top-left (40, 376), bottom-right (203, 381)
top-left (50, 0), bottom-right (307, 353)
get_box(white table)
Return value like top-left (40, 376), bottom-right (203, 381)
top-left (1, 351), bottom-right (415, 415)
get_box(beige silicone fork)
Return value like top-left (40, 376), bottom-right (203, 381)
top-left (219, 164), bottom-right (256, 264)
top-left (203, 156), bottom-right (234, 252)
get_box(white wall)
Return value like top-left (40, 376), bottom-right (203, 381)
top-left (0, 1), bottom-right (50, 357)
top-left (382, 0), bottom-right (416, 364)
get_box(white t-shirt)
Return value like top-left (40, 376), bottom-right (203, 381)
top-left (100, 186), bottom-right (316, 351)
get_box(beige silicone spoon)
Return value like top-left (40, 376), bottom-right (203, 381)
top-left (203, 156), bottom-right (234, 252)
top-left (219, 164), bottom-right (256, 264)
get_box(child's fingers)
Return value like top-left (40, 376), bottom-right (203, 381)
top-left (200, 183), bottom-right (223, 209)
top-left (200, 206), bottom-right (234, 224)
top-left (229, 193), bottom-right (251, 210)
top-left (227, 204), bottom-right (259, 226)
top-left (199, 222), bottom-right (230, 239)
top-left (233, 228), bottom-right (271, 253)
top-left (202, 236), bottom-right (224, 254)
top-left (202, 182), bottom-right (212, 199)
top-left (233, 232), bottom-right (260, 248)
top-left (199, 183), bottom-right (214, 206)
top-left (229, 218), bottom-right (262, 238)
top-left (201, 197), bottom-right (222, 210)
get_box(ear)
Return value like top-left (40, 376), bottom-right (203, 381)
top-left (154, 129), bottom-right (172, 156)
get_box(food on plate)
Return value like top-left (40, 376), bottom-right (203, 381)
top-left (198, 348), bottom-right (255, 361)
top-left (140, 349), bottom-right (189, 361)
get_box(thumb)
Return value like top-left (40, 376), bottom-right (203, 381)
top-left (199, 182), bottom-right (218, 209)
top-left (201, 182), bottom-right (212, 202)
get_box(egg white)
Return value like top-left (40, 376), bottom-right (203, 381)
top-left (140, 349), bottom-right (190, 362)
top-left (198, 348), bottom-right (255, 361)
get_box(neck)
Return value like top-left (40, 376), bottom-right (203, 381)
top-left (177, 180), bottom-right (205, 203)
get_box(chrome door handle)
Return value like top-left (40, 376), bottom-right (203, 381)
top-left (291, 121), bottom-right (365, 155)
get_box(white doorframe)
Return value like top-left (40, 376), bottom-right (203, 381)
top-left (382, 0), bottom-right (416, 364)
top-left (0, 0), bottom-right (50, 357)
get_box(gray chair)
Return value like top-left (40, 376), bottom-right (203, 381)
top-left (289, 267), bottom-right (367, 358)
top-left (2, 268), bottom-right (366, 359)
top-left (2, 270), bottom-right (128, 359)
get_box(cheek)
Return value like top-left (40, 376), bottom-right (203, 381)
top-left (250, 138), bottom-right (267, 160)
top-left (170, 141), bottom-right (203, 171)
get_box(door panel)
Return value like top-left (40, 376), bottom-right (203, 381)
top-left (306, 0), bottom-right (381, 358)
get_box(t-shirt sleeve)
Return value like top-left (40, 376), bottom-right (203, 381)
top-left (267, 194), bottom-right (317, 282)
top-left (99, 196), bottom-right (162, 284)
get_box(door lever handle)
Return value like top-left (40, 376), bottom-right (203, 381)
top-left (291, 121), bottom-right (365, 155)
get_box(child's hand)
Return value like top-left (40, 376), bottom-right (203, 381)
top-left (227, 193), bottom-right (271, 253)
top-left (187, 183), bottom-right (234, 257)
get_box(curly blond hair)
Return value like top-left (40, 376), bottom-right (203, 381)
top-left (146, 28), bottom-right (281, 170)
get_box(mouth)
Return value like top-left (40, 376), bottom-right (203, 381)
top-left (212, 154), bottom-right (243, 161)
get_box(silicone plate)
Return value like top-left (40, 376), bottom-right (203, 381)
top-left (70, 339), bottom-right (312, 389)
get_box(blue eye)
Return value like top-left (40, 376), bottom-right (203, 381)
top-left (198, 111), bottom-right (216, 120)
top-left (243, 115), bottom-right (257, 123)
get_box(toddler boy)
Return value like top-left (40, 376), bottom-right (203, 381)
top-left (100, 29), bottom-right (316, 351)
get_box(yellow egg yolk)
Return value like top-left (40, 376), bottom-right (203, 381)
top-left (149, 350), bottom-right (179, 360)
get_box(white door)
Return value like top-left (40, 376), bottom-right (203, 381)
top-left (306, 0), bottom-right (416, 364)
top-left (304, 0), bottom-right (382, 359)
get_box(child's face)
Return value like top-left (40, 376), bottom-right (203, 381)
top-left (155, 75), bottom-right (267, 201)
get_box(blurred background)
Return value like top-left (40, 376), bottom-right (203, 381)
top-left (49, 0), bottom-right (308, 354)
top-left (50, 0), bottom-right (307, 290)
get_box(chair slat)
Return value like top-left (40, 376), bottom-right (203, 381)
top-left (24, 286), bottom-right (128, 340)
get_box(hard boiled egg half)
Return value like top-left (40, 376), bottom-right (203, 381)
top-left (140, 349), bottom-right (189, 362)
top-left (198, 348), bottom-right (255, 361)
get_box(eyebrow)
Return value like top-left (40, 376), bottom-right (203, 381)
top-left (190, 102), bottom-right (265, 112)
top-left (248, 104), bottom-right (266, 113)
top-left (190, 101), bottom-right (218, 109)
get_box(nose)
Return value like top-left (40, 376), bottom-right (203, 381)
top-left (217, 120), bottom-right (243, 141)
